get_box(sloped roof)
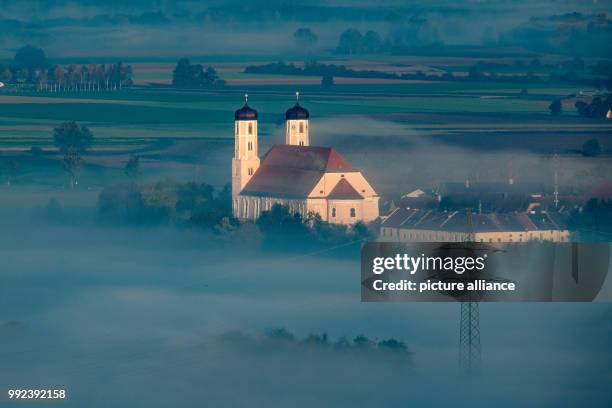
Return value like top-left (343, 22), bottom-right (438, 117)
top-left (382, 208), bottom-right (569, 233)
top-left (381, 207), bottom-right (421, 228)
top-left (240, 144), bottom-right (357, 199)
top-left (327, 178), bottom-right (363, 200)
top-left (258, 144), bottom-right (354, 172)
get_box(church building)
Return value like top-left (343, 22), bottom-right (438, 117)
top-left (232, 94), bottom-right (379, 225)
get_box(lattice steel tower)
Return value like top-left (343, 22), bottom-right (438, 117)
top-left (459, 299), bottom-right (481, 370)
top-left (459, 210), bottom-right (481, 371)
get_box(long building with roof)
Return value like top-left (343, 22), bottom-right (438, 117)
top-left (231, 94), bottom-right (379, 224)
top-left (380, 207), bottom-right (570, 243)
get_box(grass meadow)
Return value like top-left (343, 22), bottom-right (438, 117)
top-left (0, 56), bottom-right (609, 193)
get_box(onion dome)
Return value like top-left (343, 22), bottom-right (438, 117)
top-left (285, 103), bottom-right (309, 120)
top-left (235, 104), bottom-right (258, 121)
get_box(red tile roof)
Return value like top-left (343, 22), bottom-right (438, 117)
top-left (259, 144), bottom-right (355, 172)
top-left (240, 144), bottom-right (357, 199)
top-left (516, 213), bottom-right (538, 231)
top-left (327, 178), bottom-right (363, 200)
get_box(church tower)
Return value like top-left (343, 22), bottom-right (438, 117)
top-left (232, 94), bottom-right (260, 199)
top-left (285, 92), bottom-right (310, 146)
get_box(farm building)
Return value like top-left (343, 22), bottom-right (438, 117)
top-left (231, 95), bottom-right (379, 225)
top-left (379, 207), bottom-right (570, 243)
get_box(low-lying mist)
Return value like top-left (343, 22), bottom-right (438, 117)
top-left (1, 192), bottom-right (611, 406)
top-left (267, 115), bottom-right (612, 197)
top-left (2, 0), bottom-right (610, 58)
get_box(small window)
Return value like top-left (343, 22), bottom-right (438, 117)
top-left (248, 168), bottom-right (253, 175)
top-left (299, 141), bottom-right (304, 146)
top-left (248, 123), bottom-right (253, 135)
top-left (332, 208), bottom-right (336, 217)
top-left (248, 141), bottom-right (253, 151)
top-left (350, 208), bottom-right (356, 217)
top-left (299, 122), bottom-right (304, 133)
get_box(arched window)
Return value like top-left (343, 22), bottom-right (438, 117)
top-left (299, 122), bottom-right (304, 133)
top-left (332, 208), bottom-right (336, 217)
top-left (350, 208), bottom-right (356, 217)
top-left (248, 141), bottom-right (253, 151)
top-left (248, 123), bottom-right (253, 135)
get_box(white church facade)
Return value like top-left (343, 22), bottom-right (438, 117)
top-left (231, 94), bottom-right (379, 225)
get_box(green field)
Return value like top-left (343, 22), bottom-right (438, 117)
top-left (0, 56), bottom-right (609, 194)
top-left (0, 77), bottom-right (597, 143)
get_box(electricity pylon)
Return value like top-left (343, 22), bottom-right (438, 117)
top-left (459, 298), bottom-right (481, 371)
top-left (459, 209), bottom-right (481, 372)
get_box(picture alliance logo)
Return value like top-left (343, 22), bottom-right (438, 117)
top-left (372, 253), bottom-right (488, 276)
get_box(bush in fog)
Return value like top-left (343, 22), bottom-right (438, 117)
top-left (98, 183), bottom-right (147, 225)
top-left (262, 328), bottom-right (411, 358)
top-left (97, 181), bottom-right (233, 228)
top-left (97, 188), bottom-right (373, 247)
top-left (582, 138), bottom-right (602, 157)
top-left (256, 203), bottom-right (375, 250)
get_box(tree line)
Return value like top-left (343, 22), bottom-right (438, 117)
top-left (262, 328), bottom-right (411, 356)
top-left (172, 58), bottom-right (226, 89)
top-left (245, 60), bottom-right (612, 89)
top-left (0, 45), bottom-right (133, 91)
top-left (575, 95), bottom-right (612, 118)
top-left (97, 182), bottom-right (374, 252)
top-left (549, 94), bottom-right (612, 119)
